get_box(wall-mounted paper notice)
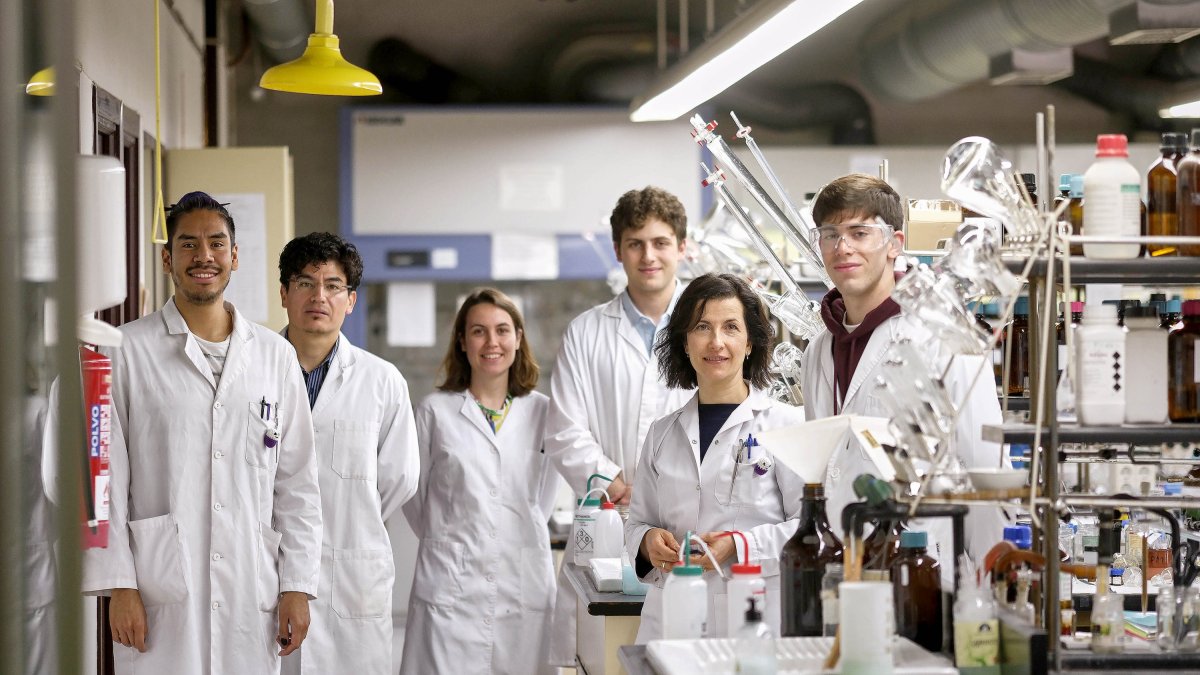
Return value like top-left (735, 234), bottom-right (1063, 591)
top-left (218, 193), bottom-right (268, 323)
top-left (387, 282), bottom-right (436, 347)
top-left (492, 233), bottom-right (557, 280)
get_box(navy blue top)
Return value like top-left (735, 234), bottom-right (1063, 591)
top-left (698, 403), bottom-right (739, 462)
top-left (300, 340), bottom-right (339, 409)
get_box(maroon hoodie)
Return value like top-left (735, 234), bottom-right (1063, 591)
top-left (819, 288), bottom-right (901, 412)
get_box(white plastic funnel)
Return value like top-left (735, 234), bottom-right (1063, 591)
top-left (756, 415), bottom-right (896, 483)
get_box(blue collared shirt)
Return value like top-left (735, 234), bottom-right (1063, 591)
top-left (619, 281), bottom-right (683, 357)
top-left (287, 331), bottom-right (339, 409)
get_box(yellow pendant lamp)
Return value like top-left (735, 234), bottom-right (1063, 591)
top-left (25, 66), bottom-right (55, 96)
top-left (259, 0), bottom-right (381, 96)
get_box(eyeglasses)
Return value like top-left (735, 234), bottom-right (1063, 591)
top-left (811, 222), bottom-right (895, 253)
top-left (291, 278), bottom-right (351, 296)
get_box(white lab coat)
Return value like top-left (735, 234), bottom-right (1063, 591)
top-left (800, 312), bottom-right (1006, 586)
top-left (544, 292), bottom-right (689, 665)
top-left (624, 387), bottom-right (807, 643)
top-left (400, 389), bottom-right (558, 675)
top-left (81, 298), bottom-right (322, 675)
top-left (282, 333), bottom-right (420, 675)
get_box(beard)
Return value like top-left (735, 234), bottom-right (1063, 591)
top-left (173, 267), bottom-right (229, 306)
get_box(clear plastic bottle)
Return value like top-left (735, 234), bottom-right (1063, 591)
top-left (1148, 132), bottom-right (1187, 256)
top-left (1157, 585), bottom-right (1177, 652)
top-left (1176, 128), bottom-right (1200, 256)
top-left (734, 598), bottom-right (777, 674)
top-left (821, 563), bottom-right (843, 637)
top-left (1091, 570), bottom-right (1125, 653)
top-left (725, 558), bottom-right (766, 639)
top-left (953, 555), bottom-right (1001, 675)
top-left (1083, 134), bottom-right (1142, 259)
top-left (662, 564), bottom-right (708, 639)
top-left (892, 531), bottom-right (943, 653)
top-left (1168, 300), bottom-right (1200, 422)
top-left (592, 500), bottom-right (624, 559)
top-left (1075, 303), bottom-right (1126, 425)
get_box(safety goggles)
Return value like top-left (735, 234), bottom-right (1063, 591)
top-left (810, 222), bottom-right (896, 253)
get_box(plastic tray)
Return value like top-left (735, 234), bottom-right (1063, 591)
top-left (646, 636), bottom-right (957, 675)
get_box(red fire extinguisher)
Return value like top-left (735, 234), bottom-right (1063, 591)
top-left (80, 345), bottom-right (112, 549)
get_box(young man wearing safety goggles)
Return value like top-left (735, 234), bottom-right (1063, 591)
top-left (799, 173), bottom-right (1005, 587)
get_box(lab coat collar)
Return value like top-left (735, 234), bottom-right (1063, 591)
top-left (604, 280), bottom-right (684, 361)
top-left (457, 390), bottom-right (502, 452)
top-left (162, 297), bottom-right (254, 392)
top-left (676, 384), bottom-right (770, 474)
top-left (280, 331), bottom-right (357, 416)
top-left (841, 315), bottom-right (900, 407)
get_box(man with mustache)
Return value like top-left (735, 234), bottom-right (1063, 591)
top-left (82, 191), bottom-right (322, 675)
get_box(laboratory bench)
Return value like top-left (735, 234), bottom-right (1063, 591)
top-left (563, 562), bottom-right (642, 675)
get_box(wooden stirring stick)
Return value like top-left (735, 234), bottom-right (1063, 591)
top-left (824, 536), bottom-right (864, 669)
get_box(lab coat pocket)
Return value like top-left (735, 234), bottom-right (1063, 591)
top-left (714, 457), bottom-right (763, 507)
top-left (331, 548), bottom-right (394, 619)
top-left (412, 540), bottom-right (463, 608)
top-left (332, 419), bottom-right (380, 481)
top-left (519, 545), bottom-right (554, 613)
top-left (245, 403), bottom-right (278, 470)
top-left (257, 523), bottom-right (283, 612)
top-left (128, 514), bottom-right (189, 607)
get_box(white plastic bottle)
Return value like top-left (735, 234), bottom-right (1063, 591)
top-left (725, 560), bottom-right (767, 638)
top-left (1083, 133), bottom-right (1142, 259)
top-left (591, 500), bottom-right (624, 559)
top-left (1075, 303), bottom-right (1126, 425)
top-left (734, 598), bottom-right (777, 674)
top-left (1124, 306), bottom-right (1169, 423)
top-left (662, 564), bottom-right (708, 639)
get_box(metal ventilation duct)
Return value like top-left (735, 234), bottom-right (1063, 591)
top-left (860, 0), bottom-right (1141, 102)
top-left (244, 0), bottom-right (310, 64)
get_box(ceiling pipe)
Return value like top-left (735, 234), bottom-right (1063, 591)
top-left (243, 0), bottom-right (309, 64)
top-left (1054, 54), bottom-right (1178, 128)
top-left (860, 0), bottom-right (1137, 102)
top-left (1149, 33), bottom-right (1200, 78)
top-left (545, 30), bottom-right (658, 101)
top-left (717, 82), bottom-right (875, 144)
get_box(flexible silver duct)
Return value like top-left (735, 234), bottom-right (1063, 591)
top-left (861, 0), bottom-right (1138, 102)
top-left (244, 0), bottom-right (310, 64)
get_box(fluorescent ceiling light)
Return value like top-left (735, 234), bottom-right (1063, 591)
top-left (629, 0), bottom-right (866, 122)
top-left (1159, 82), bottom-right (1200, 118)
top-left (1161, 100), bottom-right (1200, 118)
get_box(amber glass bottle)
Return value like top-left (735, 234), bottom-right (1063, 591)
top-left (1176, 129), bottom-right (1200, 256)
top-left (1067, 175), bottom-right (1085, 256)
top-left (1148, 132), bottom-right (1187, 256)
top-left (780, 484), bottom-right (844, 636)
top-left (892, 531), bottom-right (944, 653)
top-left (1168, 300), bottom-right (1200, 422)
top-left (862, 517), bottom-right (907, 581)
top-left (1007, 297), bottom-right (1031, 396)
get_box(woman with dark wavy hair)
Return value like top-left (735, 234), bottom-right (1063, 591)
top-left (400, 288), bottom-right (557, 675)
top-left (624, 273), bottom-right (807, 641)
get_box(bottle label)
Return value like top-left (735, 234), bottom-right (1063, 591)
top-left (1077, 337), bottom-right (1123, 400)
top-left (821, 589), bottom-right (839, 626)
top-left (954, 619), bottom-right (1000, 667)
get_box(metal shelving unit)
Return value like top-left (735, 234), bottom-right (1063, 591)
top-left (1003, 255), bottom-right (1200, 671)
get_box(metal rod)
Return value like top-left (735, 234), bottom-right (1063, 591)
top-left (679, 0), bottom-right (689, 55)
top-left (657, 0), bottom-right (667, 69)
top-left (705, 0), bottom-right (715, 36)
top-left (1064, 234), bottom-right (1200, 244)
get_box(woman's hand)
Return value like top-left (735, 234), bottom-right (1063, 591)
top-left (691, 531), bottom-right (737, 571)
top-left (640, 528), bottom-right (681, 572)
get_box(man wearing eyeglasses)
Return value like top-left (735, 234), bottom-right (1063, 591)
top-left (800, 173), bottom-right (1004, 583)
top-left (278, 232), bottom-right (420, 675)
